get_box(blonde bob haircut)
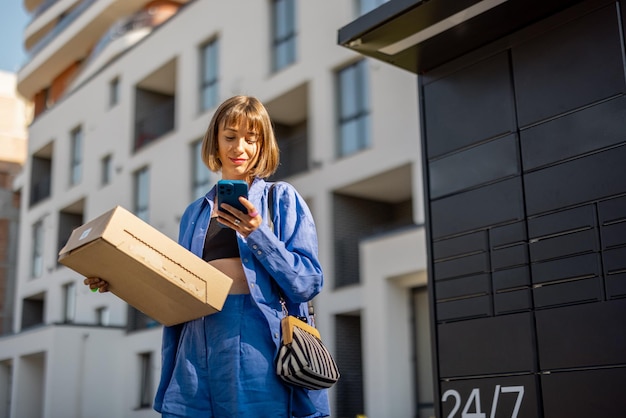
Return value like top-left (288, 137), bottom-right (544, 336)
top-left (202, 95), bottom-right (280, 179)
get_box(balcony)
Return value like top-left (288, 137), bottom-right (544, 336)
top-left (29, 147), bottom-right (53, 207)
top-left (332, 164), bottom-right (415, 288)
top-left (70, 6), bottom-right (180, 89)
top-left (133, 59), bottom-right (177, 151)
top-left (31, 0), bottom-right (61, 20)
top-left (134, 97), bottom-right (175, 151)
top-left (21, 293), bottom-right (45, 330)
top-left (18, 0), bottom-right (183, 99)
top-left (265, 83), bottom-right (309, 179)
top-left (272, 124), bottom-right (308, 180)
top-left (26, 0), bottom-right (93, 55)
top-left (57, 200), bottom-right (85, 264)
top-left (29, 174), bottom-right (51, 207)
top-left (26, 0), bottom-right (97, 61)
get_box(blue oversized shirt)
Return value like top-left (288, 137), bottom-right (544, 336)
top-left (154, 178), bottom-right (330, 417)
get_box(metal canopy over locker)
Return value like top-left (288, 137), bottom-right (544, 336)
top-left (339, 0), bottom-right (626, 417)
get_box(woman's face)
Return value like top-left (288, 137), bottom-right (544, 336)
top-left (217, 118), bottom-right (260, 181)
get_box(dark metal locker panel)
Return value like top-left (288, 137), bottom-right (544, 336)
top-left (435, 273), bottom-right (493, 320)
top-left (607, 272), bottom-right (626, 298)
top-left (524, 143), bottom-right (626, 215)
top-left (530, 252), bottom-right (601, 285)
top-left (437, 313), bottom-right (536, 377)
top-left (436, 295), bottom-right (491, 322)
top-left (603, 246), bottom-right (626, 297)
top-left (533, 277), bottom-right (603, 307)
top-left (601, 222), bottom-right (626, 249)
top-left (434, 252), bottom-right (490, 281)
top-left (429, 134), bottom-right (520, 199)
top-left (423, 52), bottom-right (516, 159)
top-left (490, 221), bottom-right (527, 248)
top-left (430, 177), bottom-right (525, 239)
top-left (436, 274), bottom-right (491, 300)
top-left (528, 228), bottom-right (599, 262)
top-left (527, 205), bottom-right (596, 239)
top-left (598, 194), bottom-right (626, 224)
top-left (494, 289), bottom-right (532, 314)
top-left (491, 244), bottom-right (528, 270)
top-left (524, 145), bottom-right (626, 216)
top-left (512, 4), bottom-right (626, 127)
top-left (493, 266), bottom-right (531, 291)
top-left (601, 195), bottom-right (626, 298)
top-left (604, 247), bottom-right (626, 274)
top-left (433, 230), bottom-right (488, 261)
top-left (541, 368), bottom-right (626, 418)
top-left (536, 299), bottom-right (626, 369)
top-left (521, 96), bottom-right (626, 171)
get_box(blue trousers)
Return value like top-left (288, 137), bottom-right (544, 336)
top-left (160, 294), bottom-right (292, 417)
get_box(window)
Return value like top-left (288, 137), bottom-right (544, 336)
top-left (29, 151), bottom-right (52, 206)
top-left (101, 154), bottom-right (112, 186)
top-left (63, 282), bottom-right (76, 323)
top-left (128, 308), bottom-right (159, 331)
top-left (96, 306), bottom-right (110, 326)
top-left (357, 0), bottom-right (389, 15)
top-left (133, 167), bottom-right (150, 222)
top-left (31, 221), bottom-right (44, 278)
top-left (109, 77), bottom-right (120, 107)
top-left (334, 314), bottom-right (364, 416)
top-left (138, 352), bottom-right (153, 409)
top-left (70, 126), bottom-right (83, 186)
top-left (57, 208), bottom-right (83, 262)
top-left (0, 361), bottom-right (12, 418)
top-left (271, 0), bottom-right (296, 71)
top-left (271, 121), bottom-right (309, 179)
top-left (412, 286), bottom-right (435, 418)
top-left (200, 39), bottom-right (219, 112)
top-left (22, 295), bottom-right (45, 329)
top-left (337, 60), bottom-right (370, 157)
top-left (134, 60), bottom-right (176, 151)
top-left (191, 140), bottom-right (211, 200)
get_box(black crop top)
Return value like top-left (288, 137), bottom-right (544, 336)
top-left (202, 217), bottom-right (240, 262)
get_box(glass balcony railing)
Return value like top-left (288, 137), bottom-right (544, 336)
top-left (26, 0), bottom-right (97, 60)
top-left (29, 175), bottom-right (51, 206)
top-left (273, 133), bottom-right (309, 179)
top-left (134, 99), bottom-right (176, 151)
top-left (31, 0), bottom-right (61, 20)
top-left (84, 9), bottom-right (167, 67)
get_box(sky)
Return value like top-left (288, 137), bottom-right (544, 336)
top-left (0, 1), bottom-right (30, 73)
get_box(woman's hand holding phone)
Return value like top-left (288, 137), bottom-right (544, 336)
top-left (217, 180), bottom-right (261, 237)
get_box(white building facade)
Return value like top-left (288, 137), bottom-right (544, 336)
top-left (0, 70), bottom-right (31, 337)
top-left (2, 1), bottom-right (431, 417)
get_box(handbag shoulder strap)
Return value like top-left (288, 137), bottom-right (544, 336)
top-left (267, 182), bottom-right (315, 318)
top-left (267, 182), bottom-right (277, 232)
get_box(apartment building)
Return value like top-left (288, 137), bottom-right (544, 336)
top-left (1, 1), bottom-right (430, 417)
top-left (0, 71), bottom-right (30, 337)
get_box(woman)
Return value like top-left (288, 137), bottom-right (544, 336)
top-left (85, 96), bottom-right (330, 417)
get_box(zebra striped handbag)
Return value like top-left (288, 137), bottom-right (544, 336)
top-left (276, 314), bottom-right (340, 390)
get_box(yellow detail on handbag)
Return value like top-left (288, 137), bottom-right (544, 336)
top-left (281, 315), bottom-right (321, 344)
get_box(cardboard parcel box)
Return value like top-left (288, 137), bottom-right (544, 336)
top-left (58, 206), bottom-right (233, 326)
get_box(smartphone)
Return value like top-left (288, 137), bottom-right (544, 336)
top-left (217, 179), bottom-right (248, 214)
